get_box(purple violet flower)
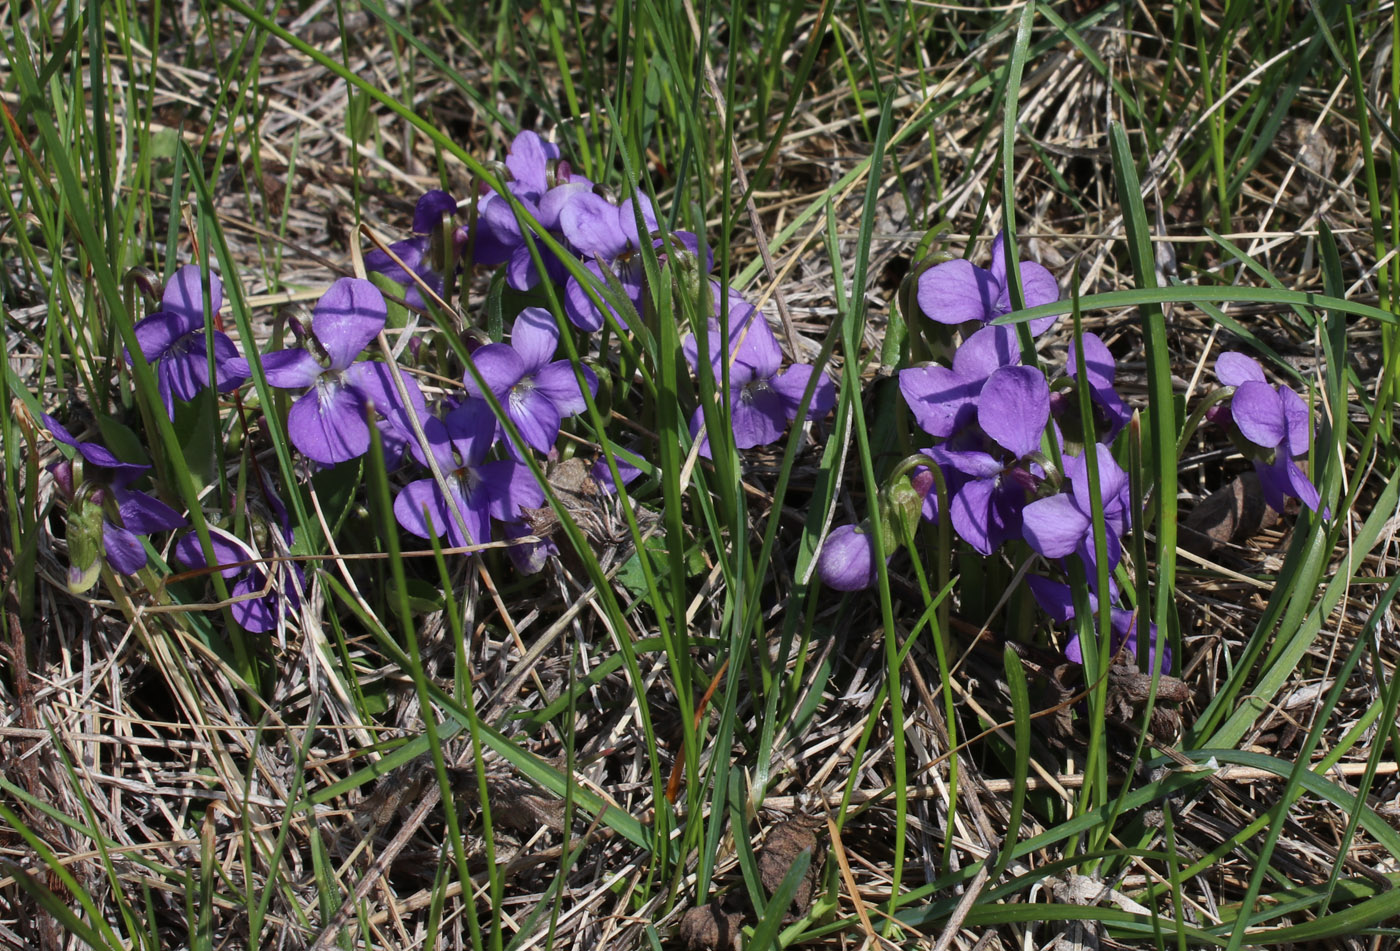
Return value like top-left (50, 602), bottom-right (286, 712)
top-left (393, 399), bottom-right (545, 548)
top-left (128, 265), bottom-right (249, 419)
top-left (472, 132), bottom-right (592, 290)
top-left (917, 231), bottom-right (1061, 335)
top-left (175, 526), bottom-right (304, 633)
top-left (1215, 352), bottom-right (1322, 513)
top-left (1021, 442), bottom-right (1132, 572)
top-left (817, 522), bottom-right (880, 591)
top-left (899, 324), bottom-right (1020, 439)
top-left (253, 278), bottom-right (397, 465)
top-left (43, 415), bottom-right (186, 582)
top-left (463, 307), bottom-right (599, 457)
top-left (1027, 574), bottom-right (1171, 674)
top-left (684, 301), bottom-right (836, 457)
top-left (365, 190), bottom-right (459, 309)
top-left (925, 364), bottom-right (1051, 555)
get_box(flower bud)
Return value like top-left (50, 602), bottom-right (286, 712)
top-left (817, 522), bottom-right (879, 591)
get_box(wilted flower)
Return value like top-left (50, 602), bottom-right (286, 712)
top-left (128, 265), bottom-right (248, 418)
top-left (917, 231), bottom-right (1060, 335)
top-left (1215, 352), bottom-right (1322, 513)
top-left (43, 415), bottom-right (186, 587)
top-left (462, 307), bottom-right (599, 457)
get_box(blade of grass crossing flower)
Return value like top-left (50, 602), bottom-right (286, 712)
top-left (12, 31), bottom-right (259, 680)
top-left (745, 316), bottom-right (844, 798)
top-left (1005, 284), bottom-right (1398, 331)
top-left (1109, 121), bottom-right (1180, 692)
top-left (1066, 300), bottom-right (1116, 834)
top-left (1194, 225), bottom-right (1355, 747)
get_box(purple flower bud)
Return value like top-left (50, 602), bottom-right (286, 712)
top-left (818, 523), bottom-right (880, 591)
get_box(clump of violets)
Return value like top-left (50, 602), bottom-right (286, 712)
top-left (128, 265), bottom-right (249, 419)
top-left (683, 297), bottom-right (836, 457)
top-left (1213, 352), bottom-right (1323, 513)
top-left (43, 415), bottom-right (186, 591)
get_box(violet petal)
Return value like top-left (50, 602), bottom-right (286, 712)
top-left (312, 278), bottom-right (386, 371)
top-left (978, 365), bottom-right (1049, 459)
top-left (103, 522), bottom-right (148, 575)
top-left (510, 307), bottom-right (560, 374)
top-left (1216, 351), bottom-right (1267, 387)
top-left (287, 387), bottom-right (370, 464)
top-left (1231, 381), bottom-right (1287, 449)
top-left (917, 259), bottom-right (999, 325)
top-left (1022, 493), bottom-right (1090, 559)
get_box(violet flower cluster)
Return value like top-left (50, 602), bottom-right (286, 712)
top-left (816, 231), bottom-right (1171, 671)
top-left (40, 126), bottom-right (1329, 693)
